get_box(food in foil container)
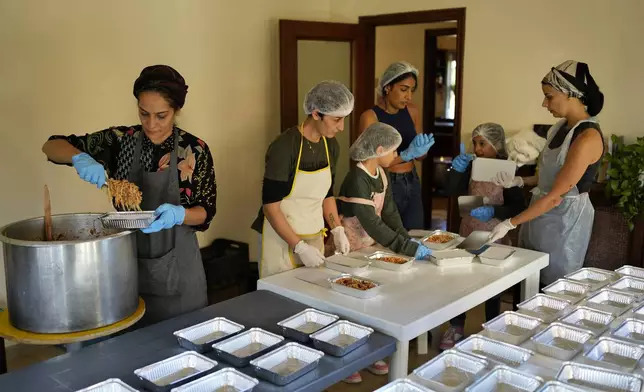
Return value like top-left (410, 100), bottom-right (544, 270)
top-left (611, 318), bottom-right (644, 345)
top-left (585, 288), bottom-right (637, 316)
top-left (531, 323), bottom-right (593, 361)
top-left (542, 279), bottom-right (591, 303)
top-left (556, 362), bottom-right (644, 392)
top-left (365, 251), bottom-right (414, 271)
top-left (582, 337), bottom-right (644, 371)
top-left (564, 268), bottom-right (614, 290)
top-left (334, 276), bottom-right (376, 290)
top-left (134, 351), bottom-right (217, 390)
top-left (75, 379), bottom-right (138, 392)
top-left (170, 368), bottom-right (258, 392)
top-left (310, 320), bottom-right (373, 357)
top-left (212, 328), bottom-right (284, 367)
top-left (482, 311), bottom-right (542, 345)
top-left (173, 317), bottom-right (245, 353)
top-left (464, 366), bottom-right (543, 392)
top-left (426, 233), bottom-right (456, 244)
top-left (517, 294), bottom-right (571, 323)
top-left (557, 306), bottom-right (615, 336)
top-left (455, 334), bottom-right (534, 367)
top-left (250, 342), bottom-right (324, 385)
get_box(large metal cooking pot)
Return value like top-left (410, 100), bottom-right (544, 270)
top-left (0, 213), bottom-right (138, 333)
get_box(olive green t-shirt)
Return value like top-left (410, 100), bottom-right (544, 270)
top-left (251, 127), bottom-right (339, 233)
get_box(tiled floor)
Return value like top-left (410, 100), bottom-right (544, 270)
top-left (5, 294), bottom-right (514, 391)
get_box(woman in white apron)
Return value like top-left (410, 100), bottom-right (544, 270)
top-left (489, 60), bottom-right (605, 286)
top-left (251, 81), bottom-right (353, 278)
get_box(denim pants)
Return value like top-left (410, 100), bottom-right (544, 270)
top-left (390, 168), bottom-right (424, 230)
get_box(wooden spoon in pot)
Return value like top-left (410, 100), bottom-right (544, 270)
top-left (44, 185), bottom-right (53, 241)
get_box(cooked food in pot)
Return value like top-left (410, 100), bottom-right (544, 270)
top-left (335, 277), bottom-right (376, 291)
top-left (425, 233), bottom-right (454, 244)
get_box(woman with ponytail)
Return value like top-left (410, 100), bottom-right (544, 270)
top-left (488, 60), bottom-right (605, 286)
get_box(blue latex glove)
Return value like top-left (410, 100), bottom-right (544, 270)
top-left (71, 153), bottom-right (106, 189)
top-left (470, 206), bottom-right (495, 222)
top-left (414, 243), bottom-right (433, 260)
top-left (400, 133), bottom-right (435, 162)
top-left (451, 143), bottom-right (474, 173)
top-left (141, 204), bottom-right (186, 233)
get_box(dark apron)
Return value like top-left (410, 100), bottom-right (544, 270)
top-left (128, 128), bottom-right (207, 325)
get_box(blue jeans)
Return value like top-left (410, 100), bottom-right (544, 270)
top-left (390, 169), bottom-right (424, 230)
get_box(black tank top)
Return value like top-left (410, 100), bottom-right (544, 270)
top-left (549, 121), bottom-right (604, 193)
top-left (372, 106), bottom-right (416, 153)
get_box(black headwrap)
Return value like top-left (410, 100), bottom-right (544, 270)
top-left (133, 65), bottom-right (189, 109)
top-left (542, 60), bottom-right (604, 116)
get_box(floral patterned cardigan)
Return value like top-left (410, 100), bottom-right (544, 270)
top-left (48, 125), bottom-right (216, 231)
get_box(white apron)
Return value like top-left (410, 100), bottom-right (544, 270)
top-left (519, 118), bottom-right (597, 285)
top-left (260, 132), bottom-right (332, 278)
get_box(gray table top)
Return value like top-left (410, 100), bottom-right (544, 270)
top-left (0, 290), bottom-right (396, 392)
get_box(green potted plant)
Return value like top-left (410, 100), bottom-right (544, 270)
top-left (605, 135), bottom-right (644, 230)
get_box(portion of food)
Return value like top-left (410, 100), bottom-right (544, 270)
top-left (426, 233), bottom-right (455, 244)
top-left (107, 179), bottom-right (143, 211)
top-left (375, 256), bottom-right (408, 264)
top-left (335, 277), bottom-right (377, 291)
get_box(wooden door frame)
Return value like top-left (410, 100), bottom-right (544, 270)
top-left (357, 8), bottom-right (466, 231)
top-left (278, 20), bottom-right (361, 133)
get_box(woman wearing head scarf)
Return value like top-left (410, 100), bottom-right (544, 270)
top-left (489, 60), bottom-right (605, 286)
top-left (42, 65), bottom-right (214, 324)
top-left (251, 81), bottom-right (354, 278)
top-left (438, 122), bottom-right (527, 350)
top-left (359, 61), bottom-right (435, 230)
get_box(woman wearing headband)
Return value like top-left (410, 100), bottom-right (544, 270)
top-left (489, 60), bottom-right (605, 286)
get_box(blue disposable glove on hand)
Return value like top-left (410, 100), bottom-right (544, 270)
top-left (71, 153), bottom-right (106, 189)
top-left (142, 204), bottom-right (186, 233)
top-left (414, 243), bottom-right (433, 260)
top-left (400, 133), bottom-right (435, 162)
top-left (451, 143), bottom-right (474, 173)
top-left (470, 206), bottom-right (495, 222)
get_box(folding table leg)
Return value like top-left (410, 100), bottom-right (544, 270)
top-left (389, 339), bottom-right (410, 381)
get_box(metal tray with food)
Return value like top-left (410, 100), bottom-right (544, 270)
top-left (616, 265), bottom-right (644, 279)
top-left (517, 294), bottom-right (572, 323)
top-left (429, 249), bottom-right (475, 267)
top-left (310, 320), bottom-right (373, 357)
top-left (454, 334), bottom-right (534, 367)
top-left (412, 350), bottom-right (488, 392)
top-left (557, 306), bottom-right (615, 336)
top-left (375, 378), bottom-right (434, 392)
top-left (212, 328), bottom-right (284, 367)
top-left (530, 323), bottom-right (593, 361)
top-left (611, 318), bottom-right (644, 345)
top-left (76, 379), bottom-right (138, 392)
top-left (170, 368), bottom-right (258, 392)
top-left (584, 288), bottom-right (637, 316)
top-left (364, 251), bottom-right (414, 271)
top-left (464, 366), bottom-right (543, 392)
top-left (535, 381), bottom-right (588, 392)
top-left (277, 308), bottom-right (339, 343)
top-left (582, 336), bottom-right (644, 371)
top-left (100, 211), bottom-right (156, 229)
top-left (250, 342), bottom-right (324, 386)
top-left (482, 311), bottom-right (543, 345)
top-left (477, 246), bottom-right (516, 267)
top-left (609, 276), bottom-right (644, 300)
top-left (173, 317), bottom-right (245, 353)
top-left (556, 362), bottom-right (644, 392)
top-left (328, 274), bottom-right (382, 299)
top-left (324, 254), bottom-right (370, 275)
top-left (133, 351), bottom-right (217, 392)
top-left (421, 230), bottom-right (460, 250)
top-left (542, 279), bottom-right (592, 304)
top-left (564, 267), bottom-right (614, 290)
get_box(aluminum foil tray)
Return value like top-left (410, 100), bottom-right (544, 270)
top-left (482, 311), bottom-right (542, 345)
top-left (430, 249), bottom-right (474, 267)
top-left (517, 294), bottom-right (571, 323)
top-left (609, 276), bottom-right (644, 300)
top-left (465, 366), bottom-right (543, 392)
top-left (365, 251), bottom-right (414, 271)
top-left (170, 368), bottom-right (258, 392)
top-left (310, 320), bottom-right (373, 357)
top-left (413, 350), bottom-right (488, 392)
top-left (632, 302), bottom-right (644, 321)
top-left (134, 351), bottom-right (217, 392)
top-left (564, 268), bottom-right (614, 290)
top-left (75, 379), bottom-right (138, 392)
top-left (542, 279), bottom-right (591, 303)
top-left (421, 230), bottom-right (459, 250)
top-left (277, 308), bottom-right (339, 343)
top-left (100, 211), bottom-right (156, 229)
top-left (455, 334), bottom-right (534, 367)
top-left (328, 274), bottom-right (382, 299)
top-left (324, 254), bottom-right (370, 275)
top-left (616, 265), bottom-right (644, 279)
top-left (375, 379), bottom-right (435, 392)
top-left (530, 323), bottom-right (593, 361)
top-left (250, 342), bottom-right (323, 386)
top-left (478, 246), bottom-right (515, 267)
top-left (582, 337), bottom-right (644, 371)
top-left (557, 306), bottom-right (615, 336)
top-left (585, 288), bottom-right (637, 316)
top-left (535, 381), bottom-right (588, 392)
top-left (212, 328), bottom-right (284, 367)
top-left (611, 318), bottom-right (644, 344)
top-left (556, 362), bottom-right (644, 392)
top-left (174, 317), bottom-right (245, 353)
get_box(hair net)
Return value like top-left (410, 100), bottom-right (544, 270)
top-left (542, 60), bottom-right (604, 116)
top-left (472, 122), bottom-right (507, 158)
top-left (378, 61), bottom-right (419, 96)
top-left (350, 122), bottom-right (402, 161)
top-left (302, 80), bottom-right (354, 117)
top-left (133, 65), bottom-right (189, 109)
